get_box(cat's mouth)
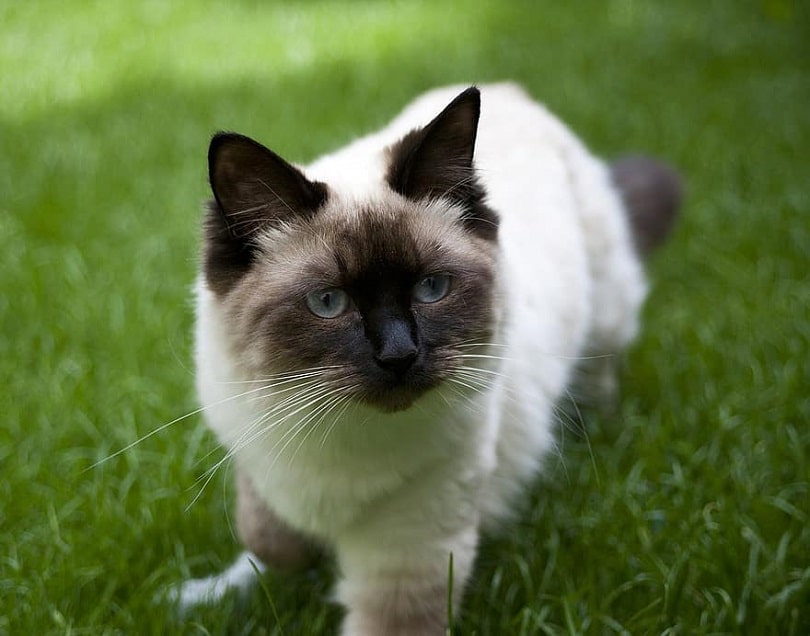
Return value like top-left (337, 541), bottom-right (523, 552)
top-left (359, 375), bottom-right (439, 413)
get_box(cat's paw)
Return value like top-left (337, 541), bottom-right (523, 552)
top-left (164, 575), bottom-right (230, 610)
top-left (160, 551), bottom-right (267, 613)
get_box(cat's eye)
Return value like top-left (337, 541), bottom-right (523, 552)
top-left (412, 273), bottom-right (452, 304)
top-left (305, 288), bottom-right (350, 319)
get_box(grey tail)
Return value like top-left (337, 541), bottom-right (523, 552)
top-left (611, 156), bottom-right (683, 257)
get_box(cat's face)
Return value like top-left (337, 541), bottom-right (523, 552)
top-left (223, 197), bottom-right (497, 412)
top-left (202, 88), bottom-right (500, 412)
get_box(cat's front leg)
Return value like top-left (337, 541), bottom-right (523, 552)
top-left (335, 528), bottom-right (478, 636)
top-left (236, 470), bottom-right (322, 571)
top-left (168, 471), bottom-right (323, 610)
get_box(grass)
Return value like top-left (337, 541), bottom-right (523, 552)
top-left (1, 0), bottom-right (808, 633)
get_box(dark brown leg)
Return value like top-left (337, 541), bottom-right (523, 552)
top-left (236, 471), bottom-right (322, 571)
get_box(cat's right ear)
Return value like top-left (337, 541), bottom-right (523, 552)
top-left (203, 133), bottom-right (327, 295)
top-left (208, 133), bottom-right (327, 238)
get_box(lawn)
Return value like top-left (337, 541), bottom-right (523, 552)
top-left (1, 1), bottom-right (808, 634)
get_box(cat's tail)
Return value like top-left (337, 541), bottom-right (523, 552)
top-left (611, 156), bottom-right (683, 257)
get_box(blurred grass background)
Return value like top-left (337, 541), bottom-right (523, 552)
top-left (1, 0), bottom-right (808, 633)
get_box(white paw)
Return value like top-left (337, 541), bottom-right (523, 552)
top-left (161, 551), bottom-right (267, 612)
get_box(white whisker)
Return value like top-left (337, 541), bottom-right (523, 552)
top-left (318, 392), bottom-right (357, 449)
top-left (456, 365), bottom-right (509, 380)
top-left (446, 376), bottom-right (488, 395)
top-left (217, 366), bottom-right (343, 385)
top-left (270, 385), bottom-right (354, 464)
top-left (454, 353), bottom-right (510, 363)
top-left (186, 379), bottom-right (346, 507)
top-left (229, 382), bottom-right (340, 456)
top-left (181, 367), bottom-right (348, 493)
top-left (256, 178), bottom-right (297, 216)
top-left (287, 389), bottom-right (355, 463)
top-left (87, 381), bottom-right (302, 471)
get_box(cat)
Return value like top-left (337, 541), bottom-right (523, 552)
top-left (175, 82), bottom-right (681, 634)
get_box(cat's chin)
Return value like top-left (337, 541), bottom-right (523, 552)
top-left (363, 395), bottom-right (418, 414)
top-left (361, 386), bottom-right (430, 413)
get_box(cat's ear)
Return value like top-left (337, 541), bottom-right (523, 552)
top-left (208, 132), bottom-right (327, 238)
top-left (203, 133), bottom-right (327, 295)
top-left (386, 87), bottom-right (498, 241)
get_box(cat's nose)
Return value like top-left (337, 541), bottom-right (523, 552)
top-left (376, 347), bottom-right (418, 375)
top-left (374, 318), bottom-right (418, 375)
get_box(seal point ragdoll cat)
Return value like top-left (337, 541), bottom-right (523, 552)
top-left (176, 83), bottom-right (681, 634)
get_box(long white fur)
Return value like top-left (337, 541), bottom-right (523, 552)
top-left (186, 83), bottom-right (646, 628)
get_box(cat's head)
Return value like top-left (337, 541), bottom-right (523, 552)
top-left (201, 87), bottom-right (500, 412)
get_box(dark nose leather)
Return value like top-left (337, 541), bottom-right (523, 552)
top-left (374, 317), bottom-right (418, 374)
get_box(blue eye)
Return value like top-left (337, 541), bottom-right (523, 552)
top-left (412, 273), bottom-right (452, 303)
top-left (305, 288), bottom-right (350, 318)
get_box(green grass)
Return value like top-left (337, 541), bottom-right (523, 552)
top-left (2, 0), bottom-right (808, 633)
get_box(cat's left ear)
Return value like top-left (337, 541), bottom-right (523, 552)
top-left (386, 87), bottom-right (498, 241)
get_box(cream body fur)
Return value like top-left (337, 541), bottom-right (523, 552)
top-left (187, 83), bottom-right (650, 633)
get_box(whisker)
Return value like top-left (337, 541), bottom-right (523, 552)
top-left (244, 376), bottom-right (323, 403)
top-left (451, 368), bottom-right (495, 386)
top-left (189, 378), bottom-right (333, 473)
top-left (85, 406), bottom-right (207, 472)
top-left (218, 381), bottom-right (344, 472)
top-left (227, 382), bottom-right (341, 457)
top-left (188, 379), bottom-right (342, 501)
top-left (454, 353), bottom-right (510, 362)
top-left (454, 341), bottom-right (616, 363)
top-left (217, 366), bottom-right (343, 385)
top-left (446, 375), bottom-right (489, 395)
top-left (270, 385), bottom-right (354, 464)
top-left (318, 392), bottom-right (358, 449)
top-left (455, 365), bottom-right (510, 380)
top-left (89, 362), bottom-right (347, 472)
top-left (287, 389), bottom-right (356, 463)
top-left (256, 178), bottom-right (297, 216)
top-left (456, 341), bottom-right (508, 348)
top-left (226, 202), bottom-right (274, 217)
top-left (86, 381), bottom-right (295, 471)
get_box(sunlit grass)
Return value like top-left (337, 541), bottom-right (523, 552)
top-left (1, 1), bottom-right (808, 633)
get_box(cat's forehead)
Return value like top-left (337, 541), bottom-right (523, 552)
top-left (257, 196), bottom-right (477, 281)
